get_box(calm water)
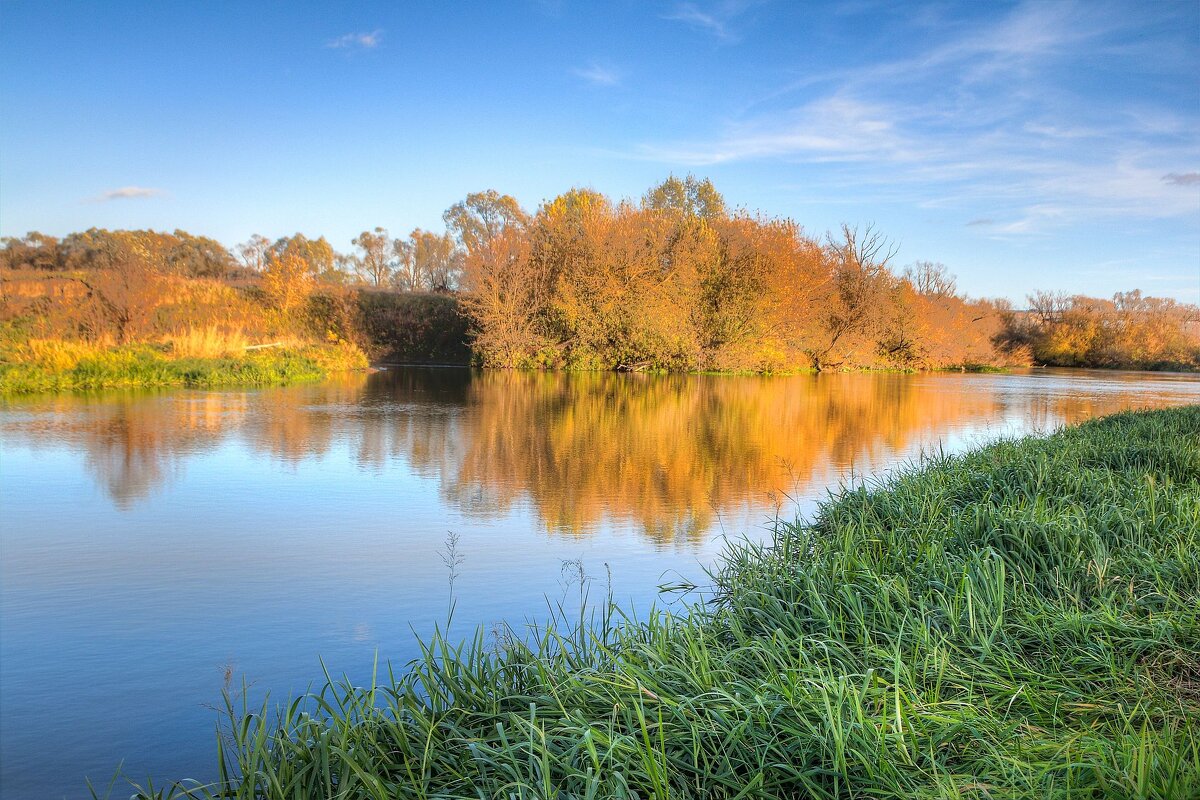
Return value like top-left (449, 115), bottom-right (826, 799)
top-left (1, 367), bottom-right (1197, 798)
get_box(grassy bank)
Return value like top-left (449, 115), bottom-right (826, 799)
top-left (120, 407), bottom-right (1198, 799)
top-left (0, 338), bottom-right (367, 393)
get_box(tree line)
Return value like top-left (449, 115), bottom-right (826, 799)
top-left (2, 176), bottom-right (1196, 371)
top-left (453, 177), bottom-right (1010, 371)
top-left (0, 198), bottom-right (498, 292)
top-left (1000, 290), bottom-right (1199, 370)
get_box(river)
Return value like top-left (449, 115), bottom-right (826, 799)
top-left (1, 367), bottom-right (1197, 798)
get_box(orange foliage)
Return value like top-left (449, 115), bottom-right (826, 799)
top-left (1003, 290), bottom-right (1200, 370)
top-left (262, 252), bottom-right (315, 326)
top-left (462, 181), bottom-right (1014, 372)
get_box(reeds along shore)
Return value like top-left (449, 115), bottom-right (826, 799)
top-left (110, 406), bottom-right (1200, 800)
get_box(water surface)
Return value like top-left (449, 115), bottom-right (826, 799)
top-left (1, 367), bottom-right (1197, 798)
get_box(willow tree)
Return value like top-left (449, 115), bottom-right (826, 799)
top-left (444, 190), bottom-right (530, 258)
top-left (352, 228), bottom-right (395, 288)
top-left (397, 229), bottom-right (462, 292)
top-left (268, 234), bottom-right (336, 282)
top-left (642, 174), bottom-right (727, 221)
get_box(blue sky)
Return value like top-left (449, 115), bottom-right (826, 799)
top-left (1, 0), bottom-right (1197, 302)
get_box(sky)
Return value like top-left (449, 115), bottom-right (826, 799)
top-left (1, 0), bottom-right (1198, 303)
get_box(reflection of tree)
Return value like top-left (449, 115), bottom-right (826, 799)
top-left (245, 384), bottom-right (337, 464)
top-left (1, 391), bottom-right (244, 508)
top-left (2, 369), bottom-right (1191, 543)
top-left (1000, 372), bottom-right (1180, 436)
top-left (348, 369), bottom-right (470, 476)
top-left (440, 372), bottom-right (1001, 542)
top-left (83, 413), bottom-right (175, 509)
top-left (396, 371), bottom-right (1195, 543)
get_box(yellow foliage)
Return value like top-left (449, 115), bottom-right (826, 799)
top-left (262, 253), bottom-right (315, 320)
top-left (5, 338), bottom-right (97, 370)
top-left (161, 325), bottom-right (251, 358)
top-left (301, 340), bottom-right (369, 372)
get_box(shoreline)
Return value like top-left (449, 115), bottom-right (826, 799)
top-left (5, 354), bottom-right (1197, 396)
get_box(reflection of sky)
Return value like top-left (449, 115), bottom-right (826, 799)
top-left (1, 434), bottom-right (748, 799)
top-left (1, 369), bottom-right (1198, 799)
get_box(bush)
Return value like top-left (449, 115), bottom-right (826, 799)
top-left (356, 290), bottom-right (471, 364)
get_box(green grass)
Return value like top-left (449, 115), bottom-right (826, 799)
top-left (111, 407), bottom-right (1200, 799)
top-left (0, 342), bottom-right (367, 394)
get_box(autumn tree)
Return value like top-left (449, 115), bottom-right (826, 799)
top-left (1009, 289), bottom-right (1200, 369)
top-left (165, 230), bottom-right (236, 278)
top-left (268, 234), bottom-right (336, 281)
top-left (1, 232), bottom-right (63, 271)
top-left (532, 188), bottom-right (623, 366)
top-left (459, 228), bottom-right (550, 366)
top-left (1109, 290), bottom-right (1198, 366)
top-left (882, 263), bottom-right (1010, 369)
top-left (807, 224), bottom-right (898, 370)
top-left (904, 260), bottom-right (957, 298)
top-left (643, 174), bottom-right (727, 221)
top-left (237, 234), bottom-right (272, 273)
top-left (352, 227), bottom-right (395, 288)
top-left (261, 252), bottom-right (314, 325)
top-left (453, 181), bottom-right (1016, 373)
top-left (444, 190), bottom-right (530, 258)
top-left (709, 215), bottom-right (825, 370)
top-left (409, 229), bottom-right (462, 292)
top-left (459, 181), bottom-right (824, 371)
top-left (1028, 290), bottom-right (1072, 327)
top-left (75, 233), bottom-right (168, 343)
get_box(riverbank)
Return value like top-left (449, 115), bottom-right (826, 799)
top-left (108, 405), bottom-right (1199, 799)
top-left (0, 339), bottom-right (367, 393)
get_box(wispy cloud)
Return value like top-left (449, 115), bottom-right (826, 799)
top-left (636, 95), bottom-right (912, 165)
top-left (1162, 172), bottom-right (1200, 186)
top-left (636, 1), bottom-right (1200, 236)
top-left (573, 62), bottom-right (622, 87)
top-left (662, 2), bottom-right (757, 42)
top-left (923, 1), bottom-right (1115, 82)
top-left (88, 186), bottom-right (164, 203)
top-left (326, 29), bottom-right (383, 50)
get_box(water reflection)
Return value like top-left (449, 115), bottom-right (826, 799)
top-left (2, 368), bottom-right (1196, 542)
top-left (442, 371), bottom-right (995, 540)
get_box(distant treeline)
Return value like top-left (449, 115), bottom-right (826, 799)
top-left (2, 176), bottom-right (1197, 372)
top-left (1000, 290), bottom-right (1200, 371)
top-left (0, 228), bottom-right (468, 365)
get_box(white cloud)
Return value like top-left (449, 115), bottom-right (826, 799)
top-left (89, 186), bottom-right (165, 203)
top-left (989, 205), bottom-right (1068, 236)
top-left (326, 29), bottom-right (383, 50)
top-left (573, 63), bottom-right (622, 87)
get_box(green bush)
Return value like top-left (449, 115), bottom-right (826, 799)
top-left (356, 290), bottom-right (472, 365)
